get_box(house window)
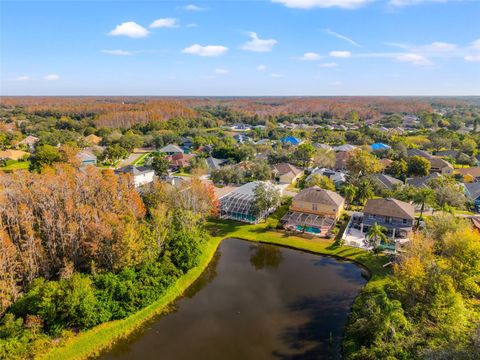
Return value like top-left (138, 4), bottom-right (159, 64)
top-left (403, 218), bottom-right (407, 224)
top-left (386, 217), bottom-right (392, 224)
top-left (312, 203), bottom-right (318, 211)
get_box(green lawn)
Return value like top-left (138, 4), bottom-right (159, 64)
top-left (131, 152), bottom-right (151, 166)
top-left (0, 160), bottom-right (30, 171)
top-left (39, 210), bottom-right (389, 360)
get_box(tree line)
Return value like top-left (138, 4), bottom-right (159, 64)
top-left (0, 164), bottom-right (217, 358)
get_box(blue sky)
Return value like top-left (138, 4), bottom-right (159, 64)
top-left (1, 0), bottom-right (479, 96)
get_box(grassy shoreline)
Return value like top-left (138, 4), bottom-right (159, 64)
top-left (39, 219), bottom-right (389, 360)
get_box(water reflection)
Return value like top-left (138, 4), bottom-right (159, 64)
top-left (184, 250), bottom-right (221, 298)
top-left (249, 243), bottom-right (284, 270)
top-left (98, 238), bottom-right (366, 360)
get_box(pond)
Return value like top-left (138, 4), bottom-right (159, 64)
top-left (99, 238), bottom-right (367, 360)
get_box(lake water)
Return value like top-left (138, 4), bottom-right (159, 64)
top-left (99, 238), bottom-right (367, 360)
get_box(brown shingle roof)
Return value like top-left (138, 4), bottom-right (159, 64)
top-left (429, 157), bottom-right (453, 169)
top-left (364, 198), bottom-right (414, 220)
top-left (294, 187), bottom-right (344, 207)
top-left (456, 167), bottom-right (480, 177)
top-left (273, 163), bottom-right (303, 176)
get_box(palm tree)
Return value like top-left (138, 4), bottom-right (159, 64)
top-left (365, 222), bottom-right (388, 250)
top-left (357, 179), bottom-right (374, 205)
top-left (343, 184), bottom-right (358, 209)
top-left (412, 187), bottom-right (436, 226)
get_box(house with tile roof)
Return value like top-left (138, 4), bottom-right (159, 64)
top-left (159, 144), bottom-right (184, 156)
top-left (464, 182), bottom-right (480, 212)
top-left (281, 187), bottom-right (345, 236)
top-left (361, 198), bottom-right (415, 239)
top-left (372, 174), bottom-right (404, 191)
top-left (115, 165), bottom-right (155, 188)
top-left (272, 163), bottom-right (303, 184)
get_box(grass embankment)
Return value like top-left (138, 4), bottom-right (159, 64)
top-left (39, 237), bottom-right (222, 360)
top-left (0, 160), bottom-right (30, 171)
top-left (40, 209), bottom-right (389, 360)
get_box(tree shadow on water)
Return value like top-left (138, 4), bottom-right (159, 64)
top-left (272, 294), bottom-right (355, 360)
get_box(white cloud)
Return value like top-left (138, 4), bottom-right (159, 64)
top-left (186, 23), bottom-right (198, 28)
top-left (299, 52), bottom-right (321, 61)
top-left (184, 4), bottom-right (206, 11)
top-left (108, 21), bottom-right (149, 38)
top-left (271, 73), bottom-right (284, 78)
top-left (272, 0), bottom-right (372, 9)
top-left (396, 53), bottom-right (433, 66)
top-left (241, 32), bottom-right (278, 53)
top-left (330, 81), bottom-right (342, 86)
top-left (470, 39), bottom-right (480, 49)
top-left (44, 74), bottom-right (60, 81)
top-left (420, 42), bottom-right (457, 52)
top-left (324, 28), bottom-right (359, 46)
top-left (182, 44), bottom-right (228, 57)
top-left (149, 18), bottom-right (179, 29)
top-left (329, 50), bottom-right (351, 58)
top-left (465, 55), bottom-right (480, 62)
top-left (101, 49), bottom-right (133, 56)
top-left (320, 62), bottom-right (338, 67)
top-left (389, 0), bottom-right (448, 7)
top-left (215, 68), bottom-right (229, 75)
top-left (257, 64), bottom-right (267, 71)
top-left (16, 75), bottom-right (30, 81)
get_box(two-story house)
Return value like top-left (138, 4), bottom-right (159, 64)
top-left (281, 186), bottom-right (345, 236)
top-left (361, 198), bottom-right (415, 239)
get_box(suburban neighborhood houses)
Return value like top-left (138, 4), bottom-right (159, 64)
top-left (2, 98), bottom-right (480, 255)
top-left (1, 96), bottom-right (480, 360)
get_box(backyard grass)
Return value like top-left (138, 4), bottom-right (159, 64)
top-left (0, 160), bottom-right (30, 171)
top-left (131, 152), bottom-right (151, 166)
top-left (39, 209), bottom-right (389, 360)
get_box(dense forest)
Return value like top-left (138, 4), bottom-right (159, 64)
top-left (0, 164), bottom-right (217, 358)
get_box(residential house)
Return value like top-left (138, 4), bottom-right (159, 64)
top-left (167, 152), bottom-right (195, 169)
top-left (407, 148), bottom-right (432, 159)
top-left (219, 181), bottom-right (279, 223)
top-left (181, 137), bottom-right (194, 149)
top-left (115, 165), bottom-right (155, 188)
top-left (370, 143), bottom-right (391, 152)
top-left (307, 167), bottom-right (346, 187)
top-left (435, 150), bottom-right (459, 158)
top-left (455, 167), bottom-right (480, 183)
top-left (333, 144), bottom-right (356, 152)
top-left (406, 173), bottom-right (442, 188)
top-left (372, 174), bottom-right (404, 191)
top-left (17, 135), bottom-right (39, 150)
top-left (205, 156), bottom-right (227, 172)
top-left (281, 187), bottom-right (345, 236)
top-left (280, 136), bottom-right (302, 146)
top-left (464, 182), bottom-right (480, 212)
top-left (230, 123), bottom-right (252, 132)
top-left (159, 144), bottom-right (184, 156)
top-left (233, 134), bottom-right (250, 144)
top-left (313, 143), bottom-right (333, 151)
top-left (76, 150), bottom-right (97, 166)
top-left (407, 148), bottom-right (453, 175)
top-left (361, 198), bottom-right (415, 239)
top-left (429, 157), bottom-right (454, 175)
top-left (272, 163), bottom-right (303, 185)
